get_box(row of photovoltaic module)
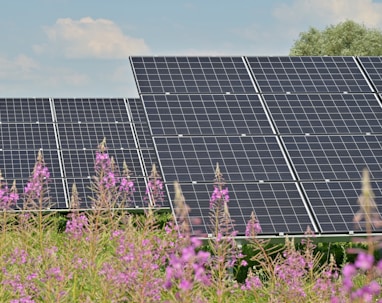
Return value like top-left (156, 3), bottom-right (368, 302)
top-left (0, 98), bottom-right (168, 210)
top-left (130, 56), bottom-right (382, 236)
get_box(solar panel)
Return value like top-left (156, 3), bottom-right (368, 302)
top-left (127, 98), bottom-right (154, 149)
top-left (140, 149), bottom-right (161, 177)
top-left (154, 136), bottom-right (293, 183)
top-left (282, 135), bottom-right (382, 181)
top-left (0, 98), bottom-right (52, 123)
top-left (1, 178), bottom-right (67, 209)
top-left (166, 182), bottom-right (314, 235)
top-left (57, 123), bottom-right (136, 150)
top-left (66, 177), bottom-right (160, 209)
top-left (358, 57), bottom-right (382, 92)
top-left (61, 149), bottom-right (145, 179)
top-left (141, 94), bottom-right (273, 136)
top-left (0, 124), bottom-right (58, 150)
top-left (247, 57), bottom-right (372, 93)
top-left (302, 181), bottom-right (382, 233)
top-left (130, 57), bottom-right (256, 94)
top-left (54, 98), bottom-right (129, 123)
top-left (0, 150), bottom-right (62, 179)
top-left (263, 94), bottom-right (382, 134)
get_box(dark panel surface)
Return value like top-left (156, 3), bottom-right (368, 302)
top-left (264, 94), bottom-right (382, 134)
top-left (0, 98), bottom-right (52, 123)
top-left (61, 149), bottom-right (144, 178)
top-left (302, 181), bottom-right (382, 233)
top-left (247, 57), bottom-right (371, 93)
top-left (131, 56), bottom-right (256, 94)
top-left (0, 123), bottom-right (57, 150)
top-left (58, 123), bottom-right (136, 150)
top-left (358, 57), bottom-right (382, 92)
top-left (141, 94), bottom-right (273, 135)
top-left (283, 135), bottom-right (382, 181)
top-left (154, 136), bottom-right (293, 183)
top-left (166, 182), bottom-right (313, 235)
top-left (54, 98), bottom-right (129, 123)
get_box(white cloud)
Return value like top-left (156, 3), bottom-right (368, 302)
top-left (0, 54), bottom-right (40, 80)
top-left (274, 0), bottom-right (382, 27)
top-left (34, 17), bottom-right (149, 59)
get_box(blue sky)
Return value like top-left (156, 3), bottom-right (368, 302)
top-left (1, 0), bottom-right (382, 98)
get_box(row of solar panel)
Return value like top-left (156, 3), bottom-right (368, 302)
top-left (130, 56), bottom-right (382, 237)
top-left (0, 98), bottom-right (165, 211)
top-left (130, 56), bottom-right (382, 94)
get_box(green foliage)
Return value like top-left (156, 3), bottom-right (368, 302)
top-left (290, 20), bottom-right (382, 56)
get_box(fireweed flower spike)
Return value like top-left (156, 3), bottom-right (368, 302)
top-left (23, 150), bottom-right (50, 204)
top-left (0, 171), bottom-right (19, 210)
top-left (245, 212), bottom-right (262, 237)
top-left (145, 164), bottom-right (164, 207)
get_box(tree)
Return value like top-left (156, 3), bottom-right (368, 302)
top-left (290, 20), bottom-right (382, 56)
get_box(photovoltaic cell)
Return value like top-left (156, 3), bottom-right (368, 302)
top-left (358, 57), bottom-right (382, 92)
top-left (131, 57), bottom-right (256, 94)
top-left (65, 177), bottom-right (160, 209)
top-left (58, 123), bottom-right (136, 150)
top-left (0, 98), bottom-right (52, 123)
top-left (61, 149), bottom-right (144, 178)
top-left (0, 150), bottom-right (62, 179)
top-left (127, 98), bottom-right (154, 149)
top-left (282, 135), bottom-right (382, 181)
top-left (247, 57), bottom-right (372, 93)
top-left (154, 136), bottom-right (293, 183)
top-left (302, 181), bottom-right (382, 233)
top-left (141, 94), bottom-right (273, 136)
top-left (140, 149), bottom-right (161, 177)
top-left (0, 124), bottom-right (57, 150)
top-left (166, 182), bottom-right (313, 235)
top-left (263, 94), bottom-right (382, 134)
top-left (1, 178), bottom-right (67, 209)
top-left (54, 98), bottom-right (129, 123)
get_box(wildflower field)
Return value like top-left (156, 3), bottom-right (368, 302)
top-left (0, 140), bottom-right (381, 303)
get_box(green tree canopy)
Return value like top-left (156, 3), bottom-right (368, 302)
top-left (290, 20), bottom-right (382, 56)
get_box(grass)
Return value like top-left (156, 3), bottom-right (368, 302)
top-left (0, 142), bottom-right (381, 302)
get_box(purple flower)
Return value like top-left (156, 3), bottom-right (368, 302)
top-left (245, 212), bottom-right (262, 237)
top-left (355, 252), bottom-right (374, 271)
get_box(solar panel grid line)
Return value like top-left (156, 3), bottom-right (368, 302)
top-left (0, 98), bottom-right (52, 123)
top-left (141, 94), bottom-right (275, 136)
top-left (130, 56), bottom-right (257, 94)
top-left (53, 98), bottom-right (129, 123)
top-left (166, 182), bottom-right (316, 235)
top-left (301, 180), bottom-right (382, 233)
top-left (282, 135), bottom-right (382, 181)
top-left (153, 136), bottom-right (295, 183)
top-left (246, 57), bottom-right (372, 93)
top-left (262, 94), bottom-right (382, 135)
top-left (353, 57), bottom-right (377, 93)
top-left (357, 57), bottom-right (382, 93)
top-left (57, 122), bottom-right (137, 150)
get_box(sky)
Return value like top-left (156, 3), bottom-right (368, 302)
top-left (1, 0), bottom-right (382, 98)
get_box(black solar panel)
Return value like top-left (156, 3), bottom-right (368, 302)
top-left (1, 178), bottom-right (67, 209)
top-left (0, 150), bottom-right (62, 179)
top-left (302, 181), bottom-right (382, 233)
top-left (131, 57), bottom-right (256, 94)
top-left (166, 182), bottom-right (313, 235)
top-left (263, 94), bottom-right (382, 134)
top-left (127, 98), bottom-right (154, 149)
top-left (0, 123), bottom-right (57, 150)
top-left (54, 98), bottom-right (129, 123)
top-left (247, 57), bottom-right (372, 93)
top-left (61, 149), bottom-right (144, 179)
top-left (0, 98), bottom-right (52, 123)
top-left (358, 57), bottom-right (382, 92)
top-left (65, 177), bottom-right (162, 209)
top-left (154, 136), bottom-right (293, 183)
top-left (141, 94), bottom-right (273, 135)
top-left (283, 135), bottom-right (382, 181)
top-left (58, 123), bottom-right (136, 150)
